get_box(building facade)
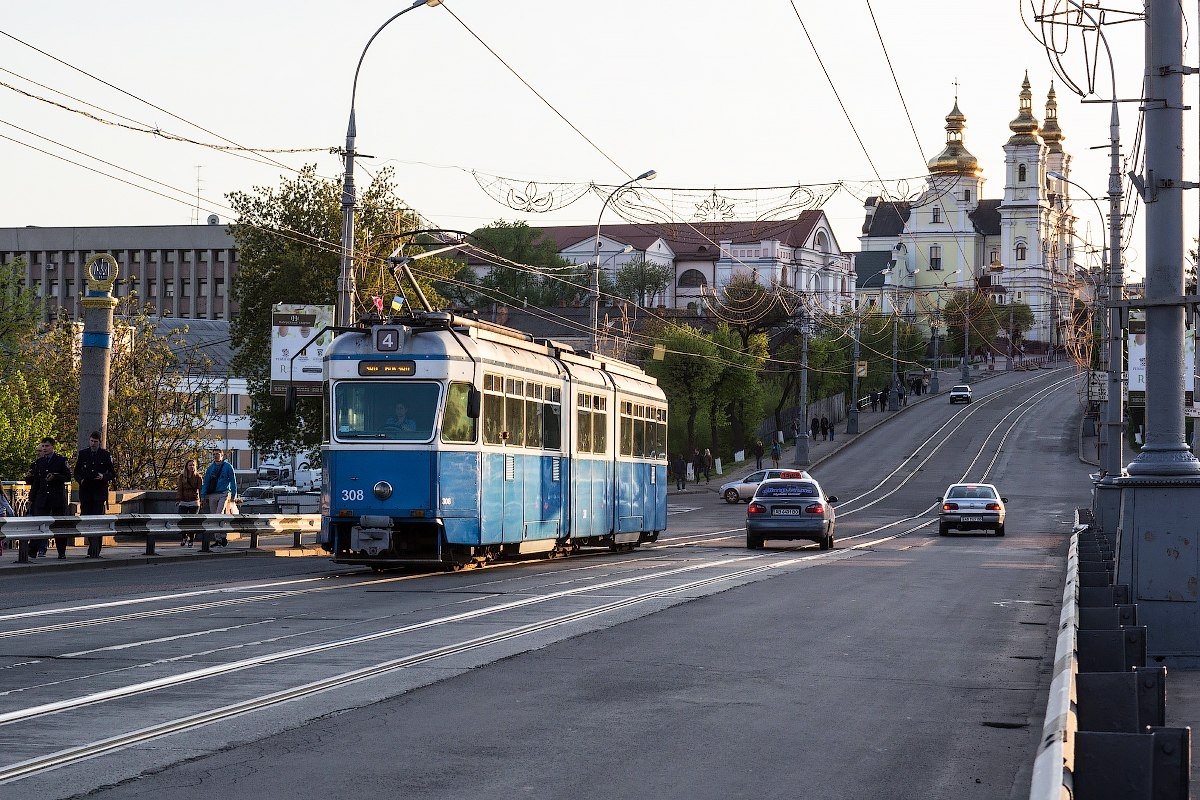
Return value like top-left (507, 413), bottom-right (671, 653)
top-left (857, 75), bottom-right (1079, 350)
top-left (538, 211), bottom-right (856, 314)
top-left (0, 221), bottom-right (239, 323)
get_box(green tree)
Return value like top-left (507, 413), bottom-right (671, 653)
top-left (0, 257), bottom-right (40, 359)
top-left (943, 291), bottom-right (1000, 358)
top-left (227, 164), bottom-right (448, 458)
top-left (643, 324), bottom-right (722, 454)
top-left (613, 257), bottom-right (673, 308)
top-left (27, 301), bottom-right (220, 489)
top-left (706, 324), bottom-right (767, 455)
top-left (465, 220), bottom-right (583, 307)
top-left (713, 273), bottom-right (789, 351)
top-left (0, 369), bottom-right (59, 480)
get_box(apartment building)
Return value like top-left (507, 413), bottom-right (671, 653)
top-left (0, 221), bottom-right (239, 322)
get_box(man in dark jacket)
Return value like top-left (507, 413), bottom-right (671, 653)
top-left (74, 431), bottom-right (116, 557)
top-left (25, 437), bottom-right (71, 558)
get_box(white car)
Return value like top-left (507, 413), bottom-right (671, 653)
top-left (938, 482), bottom-right (1007, 536)
top-left (720, 468), bottom-right (809, 503)
top-left (949, 385), bottom-right (973, 404)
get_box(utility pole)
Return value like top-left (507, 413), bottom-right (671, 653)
top-left (1114, 0), bottom-right (1200, 664)
top-left (793, 299), bottom-right (810, 467)
top-left (846, 306), bottom-right (861, 434)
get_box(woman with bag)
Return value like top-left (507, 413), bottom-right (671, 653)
top-left (176, 459), bottom-right (203, 546)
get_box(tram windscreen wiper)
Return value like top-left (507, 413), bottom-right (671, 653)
top-left (341, 433), bottom-right (388, 439)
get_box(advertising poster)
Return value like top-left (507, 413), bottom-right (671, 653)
top-left (270, 304), bottom-right (334, 396)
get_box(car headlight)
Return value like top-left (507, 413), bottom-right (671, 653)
top-left (373, 481), bottom-right (393, 501)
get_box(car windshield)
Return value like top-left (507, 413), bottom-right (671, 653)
top-left (952, 386), bottom-right (970, 392)
top-left (948, 485), bottom-right (997, 499)
top-left (757, 481), bottom-right (819, 498)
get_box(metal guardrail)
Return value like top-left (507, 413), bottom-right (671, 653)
top-left (1030, 511), bottom-right (1190, 800)
top-left (0, 514), bottom-right (321, 562)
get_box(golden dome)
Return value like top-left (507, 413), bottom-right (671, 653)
top-left (1041, 82), bottom-right (1064, 153)
top-left (1007, 71), bottom-right (1041, 146)
top-left (927, 100), bottom-right (982, 176)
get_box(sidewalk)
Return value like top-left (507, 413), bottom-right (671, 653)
top-left (670, 364), bottom-right (1001, 498)
top-left (0, 533), bottom-right (325, 575)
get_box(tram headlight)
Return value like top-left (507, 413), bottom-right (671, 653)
top-left (373, 481), bottom-right (394, 501)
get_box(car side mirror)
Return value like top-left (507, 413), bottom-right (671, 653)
top-left (826, 495), bottom-right (838, 504)
top-left (1001, 497), bottom-right (1009, 503)
top-left (936, 497), bottom-right (943, 502)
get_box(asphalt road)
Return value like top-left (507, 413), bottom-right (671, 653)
top-left (1, 367), bottom-right (1090, 800)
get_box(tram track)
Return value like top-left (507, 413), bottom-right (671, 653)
top-left (0, 369), bottom-right (1084, 788)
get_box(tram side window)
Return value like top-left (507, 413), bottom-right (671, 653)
top-left (544, 387), bottom-right (562, 450)
top-left (441, 382), bottom-right (478, 443)
top-left (505, 378), bottom-right (525, 447)
top-left (577, 393), bottom-right (592, 453)
top-left (525, 382), bottom-right (543, 449)
top-left (619, 401), bottom-right (633, 456)
top-left (483, 376), bottom-right (504, 445)
top-left (592, 395), bottom-right (608, 454)
top-left (633, 413), bottom-right (646, 457)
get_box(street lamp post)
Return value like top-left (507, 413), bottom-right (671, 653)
top-left (846, 302), bottom-right (861, 434)
top-left (930, 269), bottom-right (960, 394)
top-left (591, 170), bottom-right (656, 352)
top-left (960, 292), bottom-right (971, 384)
top-left (338, 0), bottom-right (442, 328)
top-left (793, 305), bottom-right (811, 467)
top-left (1049, 168), bottom-right (1120, 481)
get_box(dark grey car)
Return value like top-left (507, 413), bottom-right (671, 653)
top-left (746, 478), bottom-right (838, 550)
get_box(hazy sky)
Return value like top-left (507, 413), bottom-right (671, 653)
top-left (0, 2), bottom-right (1182, 279)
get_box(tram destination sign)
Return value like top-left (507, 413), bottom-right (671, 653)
top-left (359, 360), bottom-right (417, 377)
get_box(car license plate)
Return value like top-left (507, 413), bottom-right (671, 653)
top-left (961, 516), bottom-right (983, 522)
top-left (773, 508), bottom-right (801, 516)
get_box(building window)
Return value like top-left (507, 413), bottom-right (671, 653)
top-left (199, 278), bottom-right (208, 296)
top-left (678, 269), bottom-right (707, 288)
top-left (182, 279), bottom-right (190, 297)
top-left (165, 281), bottom-right (175, 298)
top-left (216, 277), bottom-right (225, 297)
top-left (963, 189), bottom-right (971, 202)
top-left (929, 245), bottom-right (942, 270)
top-left (931, 207), bottom-right (942, 223)
top-left (1015, 244), bottom-right (1027, 261)
top-left (1018, 164), bottom-right (1028, 183)
top-left (148, 280), bottom-right (157, 297)
top-left (229, 449), bottom-right (240, 469)
top-left (229, 394), bottom-right (241, 415)
top-left (990, 248), bottom-right (999, 266)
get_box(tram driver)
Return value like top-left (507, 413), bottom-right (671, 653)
top-left (384, 401), bottom-right (417, 434)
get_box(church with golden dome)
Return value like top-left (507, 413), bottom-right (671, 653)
top-left (857, 74), bottom-right (1080, 353)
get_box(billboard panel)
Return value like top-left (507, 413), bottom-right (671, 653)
top-left (270, 304), bottom-right (334, 396)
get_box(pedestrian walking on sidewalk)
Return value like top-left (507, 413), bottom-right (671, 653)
top-left (176, 459), bottom-right (203, 545)
top-left (702, 449), bottom-right (713, 484)
top-left (671, 453), bottom-right (686, 490)
top-left (753, 440), bottom-right (764, 469)
top-left (202, 448), bottom-right (237, 546)
top-left (820, 416), bottom-right (829, 441)
top-left (810, 416), bottom-right (820, 442)
top-left (74, 431), bottom-right (116, 558)
top-left (770, 441), bottom-right (781, 468)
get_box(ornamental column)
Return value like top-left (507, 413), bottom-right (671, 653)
top-left (78, 253), bottom-right (119, 452)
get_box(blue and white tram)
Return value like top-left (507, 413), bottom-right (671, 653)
top-left (319, 311), bottom-right (668, 569)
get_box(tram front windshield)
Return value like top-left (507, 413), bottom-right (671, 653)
top-left (333, 381), bottom-right (440, 441)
